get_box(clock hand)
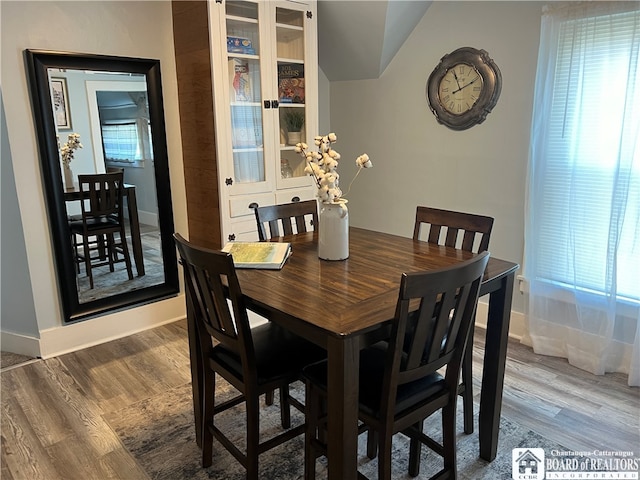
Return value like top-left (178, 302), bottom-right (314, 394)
top-left (452, 75), bottom-right (480, 94)
top-left (452, 70), bottom-right (462, 90)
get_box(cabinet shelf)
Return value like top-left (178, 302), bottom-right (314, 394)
top-left (228, 53), bottom-right (259, 60)
top-left (230, 102), bottom-right (262, 107)
top-left (227, 15), bottom-right (258, 24)
top-left (277, 57), bottom-right (303, 64)
top-left (233, 147), bottom-right (264, 153)
top-left (276, 22), bottom-right (303, 29)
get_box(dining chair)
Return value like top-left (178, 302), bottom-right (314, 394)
top-left (69, 172), bottom-right (133, 289)
top-left (303, 251), bottom-right (490, 480)
top-left (413, 206), bottom-right (494, 435)
top-left (253, 199), bottom-right (318, 241)
top-left (173, 234), bottom-right (326, 478)
top-left (252, 198), bottom-right (319, 406)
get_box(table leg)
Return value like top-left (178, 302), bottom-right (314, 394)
top-left (125, 187), bottom-right (145, 276)
top-left (326, 335), bottom-right (360, 480)
top-left (479, 272), bottom-right (515, 460)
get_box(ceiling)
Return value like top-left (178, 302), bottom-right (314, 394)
top-left (317, 0), bottom-right (432, 81)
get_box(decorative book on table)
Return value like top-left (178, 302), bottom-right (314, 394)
top-left (278, 63), bottom-right (305, 104)
top-left (222, 242), bottom-right (292, 270)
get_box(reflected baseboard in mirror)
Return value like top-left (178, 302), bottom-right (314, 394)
top-left (25, 50), bottom-right (179, 323)
top-left (76, 224), bottom-right (164, 304)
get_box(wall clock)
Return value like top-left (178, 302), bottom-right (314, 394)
top-left (426, 47), bottom-right (502, 131)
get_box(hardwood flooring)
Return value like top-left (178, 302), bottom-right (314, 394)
top-left (1, 320), bottom-right (638, 479)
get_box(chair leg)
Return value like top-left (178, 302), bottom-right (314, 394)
top-left (366, 427), bottom-right (378, 459)
top-left (82, 237), bottom-right (94, 289)
top-left (442, 403), bottom-right (457, 478)
top-left (246, 393), bottom-right (260, 480)
top-left (117, 229), bottom-right (134, 280)
top-left (462, 325), bottom-right (474, 434)
top-left (265, 389), bottom-right (274, 405)
top-left (408, 420), bottom-right (423, 477)
top-left (279, 385), bottom-right (291, 429)
top-left (377, 428), bottom-right (393, 480)
top-left (201, 369), bottom-right (215, 468)
top-left (106, 234), bottom-right (116, 272)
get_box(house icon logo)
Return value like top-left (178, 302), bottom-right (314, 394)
top-left (512, 448), bottom-right (545, 480)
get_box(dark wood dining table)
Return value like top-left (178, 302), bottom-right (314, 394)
top-left (64, 183), bottom-right (145, 276)
top-left (187, 227), bottom-right (518, 479)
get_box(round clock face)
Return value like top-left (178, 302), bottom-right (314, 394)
top-left (427, 47), bottom-right (501, 130)
top-left (438, 63), bottom-right (484, 115)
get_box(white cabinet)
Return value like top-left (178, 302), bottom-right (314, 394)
top-left (209, 0), bottom-right (318, 242)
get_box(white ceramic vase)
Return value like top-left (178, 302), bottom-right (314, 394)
top-left (318, 199), bottom-right (349, 260)
top-left (63, 164), bottom-right (74, 191)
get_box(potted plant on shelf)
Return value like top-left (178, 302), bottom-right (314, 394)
top-left (283, 110), bottom-right (305, 145)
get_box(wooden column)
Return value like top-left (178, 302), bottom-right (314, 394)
top-left (172, 1), bottom-right (222, 249)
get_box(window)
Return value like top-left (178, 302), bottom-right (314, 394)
top-left (101, 122), bottom-right (139, 162)
top-left (527, 5), bottom-right (640, 303)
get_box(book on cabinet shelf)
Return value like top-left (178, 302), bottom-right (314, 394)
top-left (222, 241), bottom-right (292, 270)
top-left (229, 58), bottom-right (253, 102)
top-left (278, 63), bottom-right (305, 104)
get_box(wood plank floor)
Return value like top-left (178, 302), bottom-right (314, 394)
top-left (1, 319), bottom-right (638, 479)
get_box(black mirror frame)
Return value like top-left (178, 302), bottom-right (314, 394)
top-left (25, 49), bottom-right (179, 323)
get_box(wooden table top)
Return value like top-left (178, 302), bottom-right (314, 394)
top-left (236, 227), bottom-right (518, 339)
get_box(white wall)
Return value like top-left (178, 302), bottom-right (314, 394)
top-left (328, 1), bottom-right (543, 315)
top-left (1, 1), bottom-right (188, 357)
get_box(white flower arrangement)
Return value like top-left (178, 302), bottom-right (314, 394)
top-left (59, 132), bottom-right (83, 166)
top-left (295, 132), bottom-right (372, 203)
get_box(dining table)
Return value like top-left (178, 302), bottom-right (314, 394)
top-left (187, 227), bottom-right (518, 479)
top-left (64, 183), bottom-right (145, 276)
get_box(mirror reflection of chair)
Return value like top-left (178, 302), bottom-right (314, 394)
top-left (173, 234), bottom-right (326, 478)
top-left (413, 206), bottom-right (494, 435)
top-left (303, 252), bottom-right (490, 480)
top-left (69, 172), bottom-right (133, 289)
top-left (253, 199), bottom-right (318, 241)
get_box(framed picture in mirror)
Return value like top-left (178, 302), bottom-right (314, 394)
top-left (50, 77), bottom-right (71, 129)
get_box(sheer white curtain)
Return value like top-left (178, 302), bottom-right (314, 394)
top-left (524, 2), bottom-right (640, 386)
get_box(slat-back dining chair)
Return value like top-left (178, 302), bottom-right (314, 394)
top-left (174, 234), bottom-right (326, 478)
top-left (413, 206), bottom-right (494, 435)
top-left (303, 252), bottom-right (490, 480)
top-left (252, 198), bottom-right (319, 406)
top-left (253, 199), bottom-right (318, 241)
top-left (69, 172), bottom-right (133, 289)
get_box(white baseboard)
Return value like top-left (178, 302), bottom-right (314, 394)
top-left (475, 300), bottom-right (526, 341)
top-left (36, 294), bottom-right (186, 359)
top-left (0, 331), bottom-right (42, 358)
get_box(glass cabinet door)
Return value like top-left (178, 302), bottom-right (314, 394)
top-left (224, 1), bottom-right (271, 194)
top-left (273, 3), bottom-right (314, 189)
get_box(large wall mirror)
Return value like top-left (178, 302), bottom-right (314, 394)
top-left (25, 49), bottom-right (179, 323)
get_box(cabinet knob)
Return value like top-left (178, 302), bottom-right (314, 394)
top-left (249, 202), bottom-right (259, 211)
top-left (271, 100), bottom-right (279, 109)
top-left (291, 196), bottom-right (300, 202)
top-left (225, 178), bottom-right (233, 186)
top-left (264, 100), bottom-right (271, 109)
top-left (228, 233), bottom-right (236, 241)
